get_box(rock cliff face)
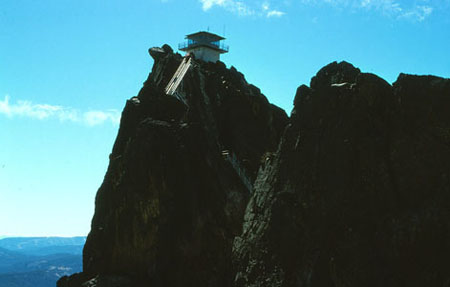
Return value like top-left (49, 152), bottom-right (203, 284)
top-left (59, 48), bottom-right (450, 287)
top-left (58, 44), bottom-right (288, 287)
top-left (233, 62), bottom-right (450, 287)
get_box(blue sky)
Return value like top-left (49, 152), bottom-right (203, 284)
top-left (1, 0), bottom-right (449, 237)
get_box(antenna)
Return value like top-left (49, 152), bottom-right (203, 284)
top-left (207, 26), bottom-right (210, 32)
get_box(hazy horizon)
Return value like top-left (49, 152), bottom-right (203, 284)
top-left (0, 235), bottom-right (87, 239)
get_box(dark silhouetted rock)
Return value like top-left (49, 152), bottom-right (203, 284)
top-left (233, 62), bottom-right (450, 287)
top-left (59, 45), bottom-right (288, 287)
top-left (58, 51), bottom-right (450, 287)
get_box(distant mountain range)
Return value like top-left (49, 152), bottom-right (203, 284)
top-left (0, 237), bottom-right (86, 255)
top-left (0, 237), bottom-right (85, 287)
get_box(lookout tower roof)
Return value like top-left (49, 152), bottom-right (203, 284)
top-left (185, 31), bottom-right (225, 41)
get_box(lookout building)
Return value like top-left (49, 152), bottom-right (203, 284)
top-left (178, 31), bottom-right (229, 63)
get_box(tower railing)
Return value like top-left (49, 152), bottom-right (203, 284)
top-left (178, 41), bottom-right (229, 52)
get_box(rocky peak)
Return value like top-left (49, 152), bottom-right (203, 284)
top-left (233, 62), bottom-right (450, 287)
top-left (310, 61), bottom-right (361, 90)
top-left (58, 49), bottom-right (450, 287)
top-left (59, 44), bottom-right (288, 287)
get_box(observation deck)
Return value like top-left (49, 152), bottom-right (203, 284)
top-left (179, 40), bottom-right (229, 53)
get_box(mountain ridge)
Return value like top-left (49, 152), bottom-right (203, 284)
top-left (59, 46), bottom-right (450, 287)
top-left (0, 237), bottom-right (84, 287)
top-left (0, 237), bottom-right (86, 256)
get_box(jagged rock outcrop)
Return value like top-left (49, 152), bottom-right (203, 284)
top-left (58, 47), bottom-right (450, 287)
top-left (58, 45), bottom-right (288, 287)
top-left (233, 62), bottom-right (450, 286)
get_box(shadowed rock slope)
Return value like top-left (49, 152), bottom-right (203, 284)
top-left (57, 45), bottom-right (288, 287)
top-left (59, 50), bottom-right (450, 287)
top-left (233, 62), bottom-right (450, 287)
